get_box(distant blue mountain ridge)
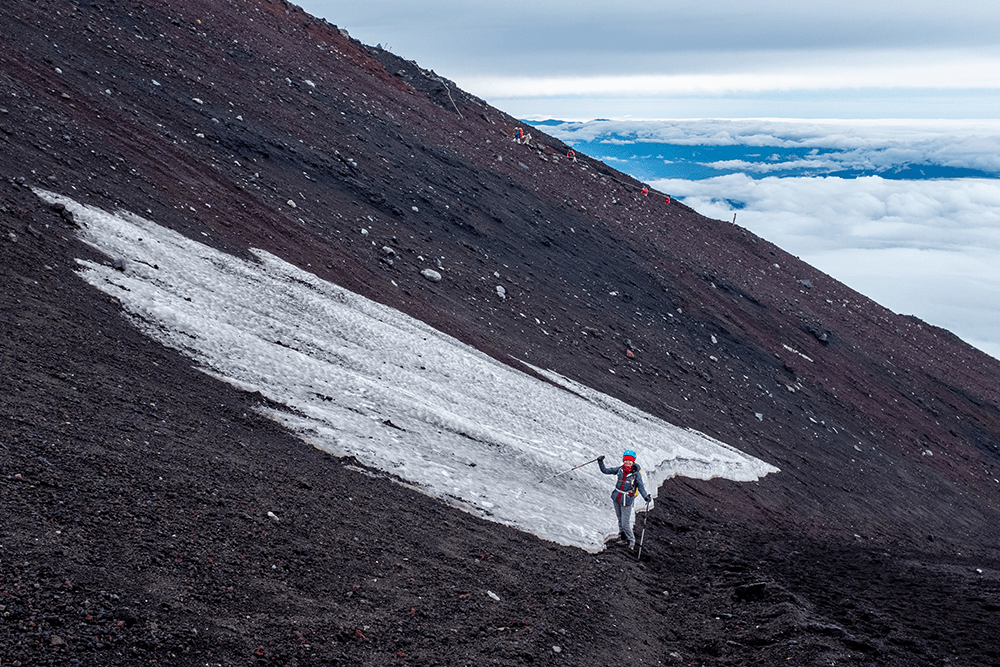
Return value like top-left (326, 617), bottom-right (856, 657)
top-left (527, 119), bottom-right (1000, 183)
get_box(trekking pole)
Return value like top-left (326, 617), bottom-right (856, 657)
top-left (538, 457), bottom-right (601, 484)
top-left (636, 499), bottom-right (650, 561)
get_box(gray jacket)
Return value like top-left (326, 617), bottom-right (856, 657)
top-left (599, 459), bottom-right (650, 507)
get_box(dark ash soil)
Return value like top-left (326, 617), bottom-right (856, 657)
top-left (3, 1), bottom-right (1000, 665)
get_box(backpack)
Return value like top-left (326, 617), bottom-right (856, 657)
top-left (616, 465), bottom-right (640, 499)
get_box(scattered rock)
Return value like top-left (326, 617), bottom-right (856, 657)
top-left (4, 3), bottom-right (1000, 666)
top-left (734, 582), bottom-right (768, 601)
top-left (806, 622), bottom-right (847, 637)
top-left (420, 269), bottom-right (441, 282)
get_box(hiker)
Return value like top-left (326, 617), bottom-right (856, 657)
top-left (641, 185), bottom-right (648, 195)
top-left (513, 127), bottom-right (524, 143)
top-left (598, 450), bottom-right (651, 549)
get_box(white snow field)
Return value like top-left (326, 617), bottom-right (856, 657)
top-left (37, 189), bottom-right (778, 552)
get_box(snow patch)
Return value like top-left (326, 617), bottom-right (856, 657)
top-left (37, 189), bottom-right (778, 552)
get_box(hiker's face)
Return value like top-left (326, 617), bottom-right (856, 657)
top-left (622, 462), bottom-right (633, 471)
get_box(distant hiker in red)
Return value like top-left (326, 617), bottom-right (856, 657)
top-left (665, 196), bottom-right (671, 204)
top-left (641, 186), bottom-right (648, 195)
top-left (598, 450), bottom-right (650, 550)
top-left (514, 127), bottom-right (524, 143)
top-left (567, 149), bottom-right (575, 158)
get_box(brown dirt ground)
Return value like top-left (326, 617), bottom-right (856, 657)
top-left (4, 0), bottom-right (1000, 665)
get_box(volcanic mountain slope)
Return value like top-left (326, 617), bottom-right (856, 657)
top-left (3, 0), bottom-right (1000, 665)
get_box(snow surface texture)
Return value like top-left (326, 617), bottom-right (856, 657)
top-left (37, 190), bottom-right (778, 552)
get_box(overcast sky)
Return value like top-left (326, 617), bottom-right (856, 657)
top-left (299, 0), bottom-right (1000, 119)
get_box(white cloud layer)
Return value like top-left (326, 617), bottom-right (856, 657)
top-left (651, 174), bottom-right (1000, 360)
top-left (543, 117), bottom-right (1000, 170)
top-left (462, 51), bottom-right (1000, 98)
top-left (540, 117), bottom-right (1000, 359)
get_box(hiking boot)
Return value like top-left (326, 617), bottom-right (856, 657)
top-left (619, 531), bottom-right (627, 543)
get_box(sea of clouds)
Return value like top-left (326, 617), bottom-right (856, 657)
top-left (539, 119), bottom-right (1000, 360)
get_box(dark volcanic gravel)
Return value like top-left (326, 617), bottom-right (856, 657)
top-left (4, 0), bottom-right (1000, 665)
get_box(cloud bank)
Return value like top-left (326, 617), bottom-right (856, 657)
top-left (652, 174), bottom-right (1000, 359)
top-left (538, 117), bottom-right (1000, 359)
top-left (542, 118), bottom-right (1000, 175)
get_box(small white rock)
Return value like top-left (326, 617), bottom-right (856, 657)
top-left (487, 590), bottom-right (500, 601)
top-left (421, 269), bottom-right (442, 282)
top-left (267, 511), bottom-right (279, 522)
